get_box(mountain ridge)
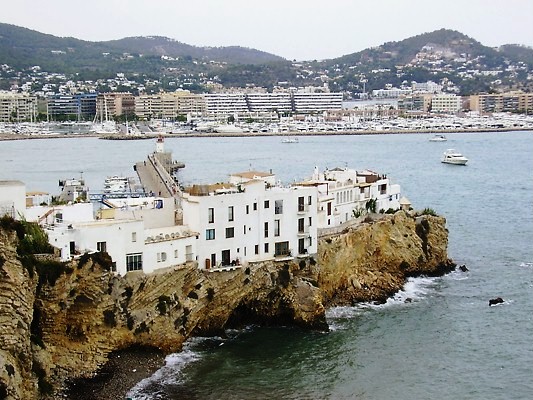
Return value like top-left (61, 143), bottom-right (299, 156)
top-left (1, 23), bottom-right (532, 95)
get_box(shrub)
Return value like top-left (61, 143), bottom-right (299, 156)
top-left (420, 208), bottom-right (437, 216)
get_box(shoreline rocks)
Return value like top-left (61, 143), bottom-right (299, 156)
top-left (0, 211), bottom-right (453, 399)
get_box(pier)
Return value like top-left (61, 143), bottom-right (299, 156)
top-left (134, 136), bottom-right (184, 201)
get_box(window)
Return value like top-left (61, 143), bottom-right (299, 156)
top-left (206, 229), bottom-right (215, 240)
top-left (97, 241), bottom-right (107, 253)
top-left (174, 249), bottom-right (178, 258)
top-left (308, 216), bottom-right (312, 226)
top-left (275, 200), bottom-right (283, 214)
top-left (157, 252), bottom-right (167, 262)
top-left (255, 245), bottom-right (259, 255)
top-left (253, 202), bottom-right (257, 211)
top-left (246, 205), bottom-right (250, 214)
top-left (208, 208), bottom-right (215, 223)
top-left (264, 200), bottom-right (270, 208)
top-left (243, 225), bottom-right (247, 234)
top-left (299, 238), bottom-right (305, 254)
top-left (131, 232), bottom-right (137, 242)
top-left (264, 222), bottom-right (269, 238)
top-left (264, 243), bottom-right (269, 253)
top-left (308, 196), bottom-right (312, 205)
top-left (226, 227), bottom-right (234, 238)
top-left (228, 206), bottom-right (234, 222)
top-left (126, 253), bottom-right (142, 271)
top-left (275, 241), bottom-right (290, 256)
top-left (274, 219), bottom-right (280, 236)
top-left (298, 196), bottom-right (305, 212)
top-left (298, 218), bottom-right (305, 233)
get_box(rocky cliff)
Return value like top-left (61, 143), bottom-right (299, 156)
top-left (0, 211), bottom-right (454, 399)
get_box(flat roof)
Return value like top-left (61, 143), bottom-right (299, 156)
top-left (0, 180), bottom-right (25, 186)
top-left (231, 171), bottom-right (274, 179)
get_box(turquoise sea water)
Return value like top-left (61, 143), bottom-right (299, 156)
top-left (1, 131), bottom-right (532, 399)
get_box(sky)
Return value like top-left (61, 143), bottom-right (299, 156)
top-left (2, 0), bottom-right (533, 61)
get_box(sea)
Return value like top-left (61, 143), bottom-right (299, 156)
top-left (1, 130), bottom-right (532, 400)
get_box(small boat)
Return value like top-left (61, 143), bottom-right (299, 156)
top-left (281, 137), bottom-right (299, 143)
top-left (429, 134), bottom-right (447, 142)
top-left (441, 149), bottom-right (468, 165)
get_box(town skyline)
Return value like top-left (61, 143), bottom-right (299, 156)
top-left (2, 0), bottom-right (533, 61)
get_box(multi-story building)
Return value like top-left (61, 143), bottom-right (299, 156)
top-left (469, 92), bottom-right (533, 114)
top-left (296, 167), bottom-right (402, 229)
top-left (204, 93), bottom-right (249, 119)
top-left (96, 92), bottom-right (136, 119)
top-left (47, 93), bottom-right (97, 120)
top-left (0, 91), bottom-right (38, 122)
top-left (398, 94), bottom-right (432, 113)
top-left (181, 171), bottom-right (318, 269)
top-left (246, 92), bottom-right (292, 114)
top-left (135, 90), bottom-right (206, 120)
top-left (291, 92), bottom-right (343, 114)
top-left (430, 94), bottom-right (462, 114)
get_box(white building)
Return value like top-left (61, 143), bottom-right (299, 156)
top-left (431, 94), bottom-right (462, 114)
top-left (0, 180), bottom-right (26, 220)
top-left (296, 167), bottom-right (401, 228)
top-left (181, 171), bottom-right (318, 270)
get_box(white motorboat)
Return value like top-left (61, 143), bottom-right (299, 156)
top-left (441, 149), bottom-right (468, 165)
top-left (281, 137), bottom-right (299, 143)
top-left (429, 134), bottom-right (447, 142)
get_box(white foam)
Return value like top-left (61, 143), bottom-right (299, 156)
top-left (126, 343), bottom-right (202, 399)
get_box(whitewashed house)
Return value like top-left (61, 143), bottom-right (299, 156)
top-left (296, 167), bottom-right (401, 228)
top-left (181, 171), bottom-right (318, 270)
top-left (0, 180), bottom-right (26, 220)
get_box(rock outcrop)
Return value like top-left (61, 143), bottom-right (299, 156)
top-left (0, 211), bottom-right (454, 399)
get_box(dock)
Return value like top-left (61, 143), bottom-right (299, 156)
top-left (134, 136), bottom-right (185, 200)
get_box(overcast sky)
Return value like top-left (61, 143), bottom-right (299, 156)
top-left (2, 0), bottom-right (532, 61)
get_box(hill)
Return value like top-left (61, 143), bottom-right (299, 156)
top-left (0, 24), bottom-right (531, 96)
top-left (0, 23), bottom-right (284, 72)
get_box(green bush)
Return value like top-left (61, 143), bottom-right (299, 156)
top-left (420, 208), bottom-right (437, 216)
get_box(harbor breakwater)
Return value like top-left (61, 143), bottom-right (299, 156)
top-left (0, 211), bottom-right (454, 399)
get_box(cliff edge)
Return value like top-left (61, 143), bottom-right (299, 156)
top-left (0, 211), bottom-right (454, 399)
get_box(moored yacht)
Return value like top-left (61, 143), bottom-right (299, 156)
top-left (441, 149), bottom-right (468, 165)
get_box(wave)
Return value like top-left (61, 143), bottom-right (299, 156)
top-left (326, 275), bottom-right (442, 330)
top-left (126, 340), bottom-right (203, 399)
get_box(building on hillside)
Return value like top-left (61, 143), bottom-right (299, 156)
top-left (0, 91), bottom-right (38, 122)
top-left (430, 94), bottom-right (462, 114)
top-left (411, 81), bottom-right (442, 94)
top-left (469, 92), bottom-right (533, 114)
top-left (181, 171), bottom-right (318, 269)
top-left (96, 92), bottom-right (136, 119)
top-left (47, 93), bottom-right (97, 120)
top-left (372, 87), bottom-right (412, 99)
top-left (295, 167), bottom-right (401, 229)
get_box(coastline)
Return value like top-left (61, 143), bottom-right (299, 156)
top-left (61, 346), bottom-right (166, 400)
top-left (0, 126), bottom-right (531, 141)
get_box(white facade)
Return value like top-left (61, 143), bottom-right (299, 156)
top-left (25, 202), bottom-right (94, 225)
top-left (0, 181), bottom-right (26, 220)
top-left (431, 94), bottom-right (462, 113)
top-left (182, 175), bottom-right (318, 269)
top-left (297, 167), bottom-right (401, 229)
